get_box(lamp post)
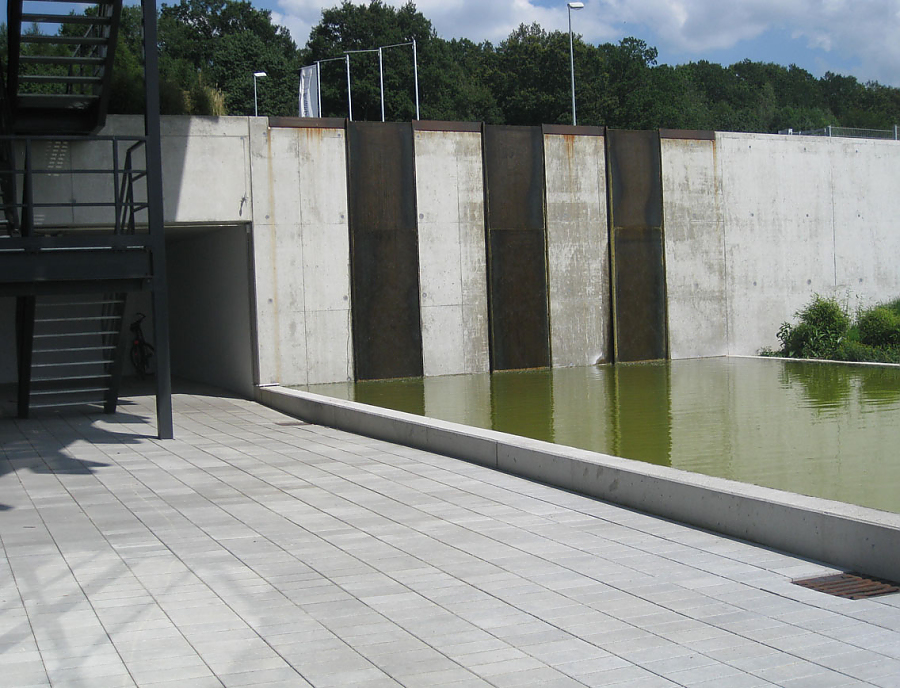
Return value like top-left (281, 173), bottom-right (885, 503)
top-left (253, 71), bottom-right (267, 117)
top-left (567, 2), bottom-right (584, 126)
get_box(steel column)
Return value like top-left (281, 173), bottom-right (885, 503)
top-left (141, 0), bottom-right (173, 439)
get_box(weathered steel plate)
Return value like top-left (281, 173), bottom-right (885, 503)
top-left (613, 226), bottom-right (667, 362)
top-left (488, 230), bottom-right (551, 371)
top-left (607, 129), bottom-right (662, 230)
top-left (607, 129), bottom-right (667, 362)
top-left (347, 122), bottom-right (423, 380)
top-left (483, 125), bottom-right (550, 371)
top-left (483, 125), bottom-right (545, 232)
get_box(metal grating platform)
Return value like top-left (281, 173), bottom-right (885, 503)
top-left (793, 573), bottom-right (900, 599)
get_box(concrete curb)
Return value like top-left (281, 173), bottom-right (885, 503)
top-left (256, 384), bottom-right (900, 582)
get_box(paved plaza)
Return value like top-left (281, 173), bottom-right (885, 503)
top-left (1, 387), bottom-right (900, 687)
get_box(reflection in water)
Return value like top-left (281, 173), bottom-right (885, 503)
top-left (612, 362), bottom-right (672, 467)
top-left (780, 361), bottom-right (853, 412)
top-left (491, 369), bottom-right (554, 443)
top-left (304, 358), bottom-right (900, 514)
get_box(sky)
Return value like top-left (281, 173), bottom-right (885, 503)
top-left (5, 0), bottom-right (900, 86)
top-left (265, 0), bottom-right (900, 87)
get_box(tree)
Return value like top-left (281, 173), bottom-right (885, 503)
top-left (158, 0), bottom-right (298, 116)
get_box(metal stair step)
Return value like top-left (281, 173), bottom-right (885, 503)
top-left (37, 300), bottom-right (123, 307)
top-left (19, 75), bottom-right (104, 86)
top-left (33, 346), bottom-right (116, 354)
top-left (32, 374), bottom-right (112, 383)
top-left (30, 398), bottom-right (106, 409)
top-left (20, 56), bottom-right (105, 66)
top-left (21, 13), bottom-right (112, 25)
top-left (20, 35), bottom-right (108, 46)
top-left (31, 387), bottom-right (109, 396)
top-left (36, 315), bottom-right (122, 323)
top-left (33, 360), bottom-right (111, 368)
top-left (35, 331), bottom-right (119, 338)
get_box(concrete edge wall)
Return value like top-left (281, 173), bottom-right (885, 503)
top-left (256, 384), bottom-right (900, 582)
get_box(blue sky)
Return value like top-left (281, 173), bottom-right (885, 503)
top-left (6, 0), bottom-right (900, 86)
top-left (266, 0), bottom-right (900, 87)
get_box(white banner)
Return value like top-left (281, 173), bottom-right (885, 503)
top-left (299, 65), bottom-right (320, 118)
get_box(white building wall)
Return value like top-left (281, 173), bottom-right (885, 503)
top-left (413, 128), bottom-right (490, 376)
top-left (544, 133), bottom-right (610, 366)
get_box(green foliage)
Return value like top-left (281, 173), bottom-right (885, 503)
top-left (857, 305), bottom-right (900, 349)
top-left (12, 0), bottom-right (900, 126)
top-left (158, 0), bottom-right (298, 116)
top-left (776, 295), bottom-right (850, 359)
top-left (772, 295), bottom-right (900, 363)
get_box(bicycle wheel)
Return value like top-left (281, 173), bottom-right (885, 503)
top-left (130, 342), bottom-right (154, 379)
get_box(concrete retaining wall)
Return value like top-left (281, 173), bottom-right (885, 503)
top-left (545, 131), bottom-right (610, 366)
top-left (414, 127), bottom-right (490, 376)
top-left (249, 121), bottom-right (353, 386)
top-left (257, 384), bottom-right (900, 582)
top-left (663, 132), bottom-right (900, 357)
top-left (6, 117), bottom-right (900, 388)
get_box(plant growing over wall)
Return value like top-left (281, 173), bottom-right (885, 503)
top-left (767, 294), bottom-right (900, 363)
top-left (776, 295), bottom-right (850, 359)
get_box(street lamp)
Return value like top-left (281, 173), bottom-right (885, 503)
top-left (567, 2), bottom-right (584, 126)
top-left (253, 71), bottom-right (267, 117)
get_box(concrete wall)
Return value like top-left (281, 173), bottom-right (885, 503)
top-left (166, 226), bottom-right (255, 396)
top-left (248, 122), bottom-right (353, 386)
top-left (544, 132), bottom-right (610, 366)
top-left (8, 117), bottom-right (900, 389)
top-left (413, 128), bottom-right (490, 376)
top-left (664, 132), bottom-right (900, 358)
top-left (661, 136), bottom-right (727, 358)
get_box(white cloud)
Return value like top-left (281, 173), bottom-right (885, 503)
top-left (272, 0), bottom-right (900, 84)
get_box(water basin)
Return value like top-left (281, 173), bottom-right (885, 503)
top-left (303, 357), bottom-right (900, 514)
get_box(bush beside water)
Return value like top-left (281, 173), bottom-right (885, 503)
top-left (764, 295), bottom-right (900, 363)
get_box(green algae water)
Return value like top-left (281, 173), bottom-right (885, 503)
top-left (304, 358), bottom-right (900, 514)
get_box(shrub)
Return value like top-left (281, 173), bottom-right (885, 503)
top-left (776, 295), bottom-right (850, 359)
top-left (857, 305), bottom-right (900, 349)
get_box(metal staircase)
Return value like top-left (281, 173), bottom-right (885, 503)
top-left (20, 294), bottom-right (128, 414)
top-left (7, 0), bottom-right (121, 134)
top-left (2, 0), bottom-right (173, 437)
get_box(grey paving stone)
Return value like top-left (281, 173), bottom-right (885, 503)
top-left (4, 387), bottom-right (900, 688)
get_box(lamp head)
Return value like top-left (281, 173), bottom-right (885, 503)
top-left (254, 71), bottom-right (267, 78)
top-left (568, 2), bottom-right (585, 8)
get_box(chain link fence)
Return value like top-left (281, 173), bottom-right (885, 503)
top-left (778, 125), bottom-right (900, 140)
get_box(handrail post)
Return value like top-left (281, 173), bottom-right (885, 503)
top-left (22, 139), bottom-right (34, 237)
top-left (112, 138), bottom-right (122, 234)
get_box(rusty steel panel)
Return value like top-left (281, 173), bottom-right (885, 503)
top-left (484, 125), bottom-right (545, 232)
top-left (607, 129), bottom-right (662, 229)
top-left (613, 226), bottom-right (667, 362)
top-left (483, 125), bottom-right (550, 371)
top-left (347, 122), bottom-right (423, 380)
top-left (607, 129), bottom-right (668, 363)
top-left (488, 230), bottom-right (551, 371)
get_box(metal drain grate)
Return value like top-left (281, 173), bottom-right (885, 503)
top-left (793, 573), bottom-right (900, 599)
top-left (275, 420), bottom-right (311, 427)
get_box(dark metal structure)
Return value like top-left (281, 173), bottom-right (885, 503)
top-left (347, 121), bottom-right (424, 381)
top-left (482, 125), bottom-right (551, 371)
top-left (606, 129), bottom-right (668, 363)
top-left (1, 0), bottom-right (173, 438)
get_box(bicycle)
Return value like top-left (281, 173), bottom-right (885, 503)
top-left (130, 313), bottom-right (155, 379)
